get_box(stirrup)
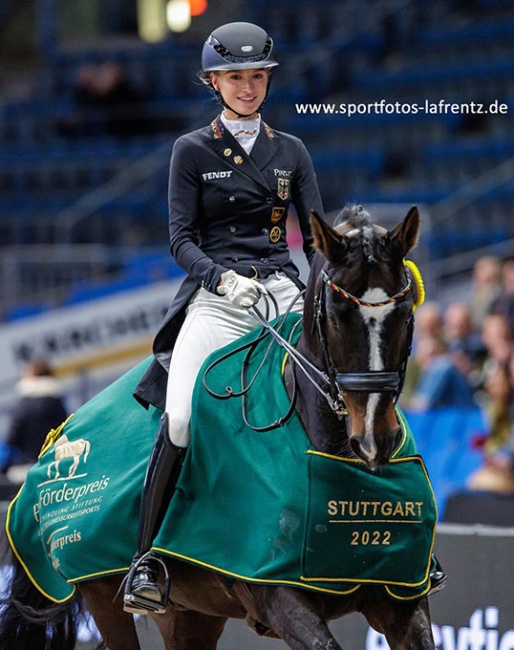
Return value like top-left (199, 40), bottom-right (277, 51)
top-left (123, 552), bottom-right (170, 615)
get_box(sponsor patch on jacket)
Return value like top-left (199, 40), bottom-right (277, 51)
top-left (202, 171), bottom-right (234, 180)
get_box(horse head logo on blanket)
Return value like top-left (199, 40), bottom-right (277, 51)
top-left (47, 435), bottom-right (91, 480)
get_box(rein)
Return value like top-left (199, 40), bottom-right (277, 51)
top-left (202, 267), bottom-right (415, 430)
top-left (201, 292), bottom-right (302, 432)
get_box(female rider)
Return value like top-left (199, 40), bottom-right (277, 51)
top-left (123, 21), bottom-right (325, 614)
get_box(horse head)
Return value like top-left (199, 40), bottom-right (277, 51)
top-left (297, 205), bottom-right (421, 470)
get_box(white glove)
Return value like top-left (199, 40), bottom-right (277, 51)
top-left (216, 270), bottom-right (267, 309)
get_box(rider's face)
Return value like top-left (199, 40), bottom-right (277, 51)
top-left (210, 69), bottom-right (269, 119)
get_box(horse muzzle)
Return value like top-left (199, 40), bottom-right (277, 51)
top-left (343, 390), bottom-right (402, 470)
top-left (349, 424), bottom-right (403, 470)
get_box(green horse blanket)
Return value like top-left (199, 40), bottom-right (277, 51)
top-left (6, 314), bottom-right (437, 603)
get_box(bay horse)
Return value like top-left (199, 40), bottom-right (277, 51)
top-left (0, 205), bottom-right (436, 650)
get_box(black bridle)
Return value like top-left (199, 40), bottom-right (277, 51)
top-left (314, 269), bottom-right (414, 417)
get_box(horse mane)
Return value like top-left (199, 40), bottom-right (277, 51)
top-left (333, 204), bottom-right (381, 265)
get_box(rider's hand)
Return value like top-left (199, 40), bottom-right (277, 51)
top-left (216, 270), bottom-right (267, 309)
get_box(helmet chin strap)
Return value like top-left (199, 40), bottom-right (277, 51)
top-left (212, 77), bottom-right (272, 119)
top-left (214, 90), bottom-right (260, 119)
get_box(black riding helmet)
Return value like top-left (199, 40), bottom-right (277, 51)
top-left (199, 22), bottom-right (279, 118)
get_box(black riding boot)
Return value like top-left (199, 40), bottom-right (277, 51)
top-left (123, 414), bottom-right (186, 615)
top-left (428, 555), bottom-right (447, 595)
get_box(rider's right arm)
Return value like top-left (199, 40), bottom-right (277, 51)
top-left (168, 136), bottom-right (227, 294)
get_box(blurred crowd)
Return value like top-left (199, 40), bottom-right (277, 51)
top-left (400, 255), bottom-right (514, 492)
top-left (57, 60), bottom-right (174, 138)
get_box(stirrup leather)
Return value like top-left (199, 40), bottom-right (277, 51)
top-left (123, 552), bottom-right (170, 614)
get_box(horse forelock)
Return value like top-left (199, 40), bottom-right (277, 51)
top-left (318, 228), bottom-right (396, 331)
top-left (314, 205), bottom-right (405, 300)
top-left (333, 206), bottom-right (390, 266)
top-left (333, 204), bottom-right (372, 229)
top-left (334, 225), bottom-right (392, 287)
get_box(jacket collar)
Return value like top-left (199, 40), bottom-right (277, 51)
top-left (208, 116), bottom-right (279, 191)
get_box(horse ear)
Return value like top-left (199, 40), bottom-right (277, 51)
top-left (390, 206), bottom-right (420, 257)
top-left (310, 210), bottom-right (345, 261)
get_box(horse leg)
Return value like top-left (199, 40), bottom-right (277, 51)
top-left (69, 457), bottom-right (79, 477)
top-left (364, 595), bottom-right (435, 650)
top-left (249, 585), bottom-right (342, 650)
top-left (47, 461), bottom-right (56, 479)
top-left (78, 576), bottom-right (141, 650)
top-left (151, 609), bottom-right (227, 650)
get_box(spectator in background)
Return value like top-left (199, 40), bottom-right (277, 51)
top-left (479, 313), bottom-right (513, 382)
top-left (399, 301), bottom-right (444, 408)
top-left (59, 60), bottom-right (151, 138)
top-left (468, 255), bottom-right (503, 331)
top-left (443, 301), bottom-right (487, 383)
top-left (467, 355), bottom-right (514, 493)
top-left (2, 358), bottom-right (67, 483)
top-left (480, 362), bottom-right (513, 455)
top-left (491, 258), bottom-right (514, 326)
top-left (413, 300), bottom-right (444, 342)
top-left (472, 312), bottom-right (513, 425)
top-left (408, 336), bottom-right (476, 411)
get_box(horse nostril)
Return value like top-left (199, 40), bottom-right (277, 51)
top-left (350, 438), bottom-right (361, 457)
top-left (349, 436), bottom-right (379, 470)
top-left (350, 426), bottom-right (402, 468)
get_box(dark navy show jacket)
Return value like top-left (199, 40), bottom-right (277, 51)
top-left (134, 115), bottom-right (324, 409)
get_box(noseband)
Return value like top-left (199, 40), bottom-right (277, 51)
top-left (315, 269), bottom-right (414, 416)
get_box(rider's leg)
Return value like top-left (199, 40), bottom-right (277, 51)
top-left (124, 289), bottom-right (256, 614)
top-left (124, 279), bottom-right (304, 614)
top-left (123, 413), bottom-right (185, 614)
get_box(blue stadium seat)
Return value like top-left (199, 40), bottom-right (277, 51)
top-left (405, 408), bottom-right (486, 518)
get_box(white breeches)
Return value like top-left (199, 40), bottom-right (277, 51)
top-left (165, 272), bottom-right (303, 447)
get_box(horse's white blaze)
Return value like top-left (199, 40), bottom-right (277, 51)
top-left (359, 288), bottom-right (396, 371)
top-left (358, 288), bottom-right (397, 457)
top-left (365, 393), bottom-right (381, 448)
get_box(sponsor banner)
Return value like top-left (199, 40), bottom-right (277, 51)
top-left (0, 280), bottom-right (181, 409)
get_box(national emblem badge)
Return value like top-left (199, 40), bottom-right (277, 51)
top-left (277, 178), bottom-right (289, 200)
